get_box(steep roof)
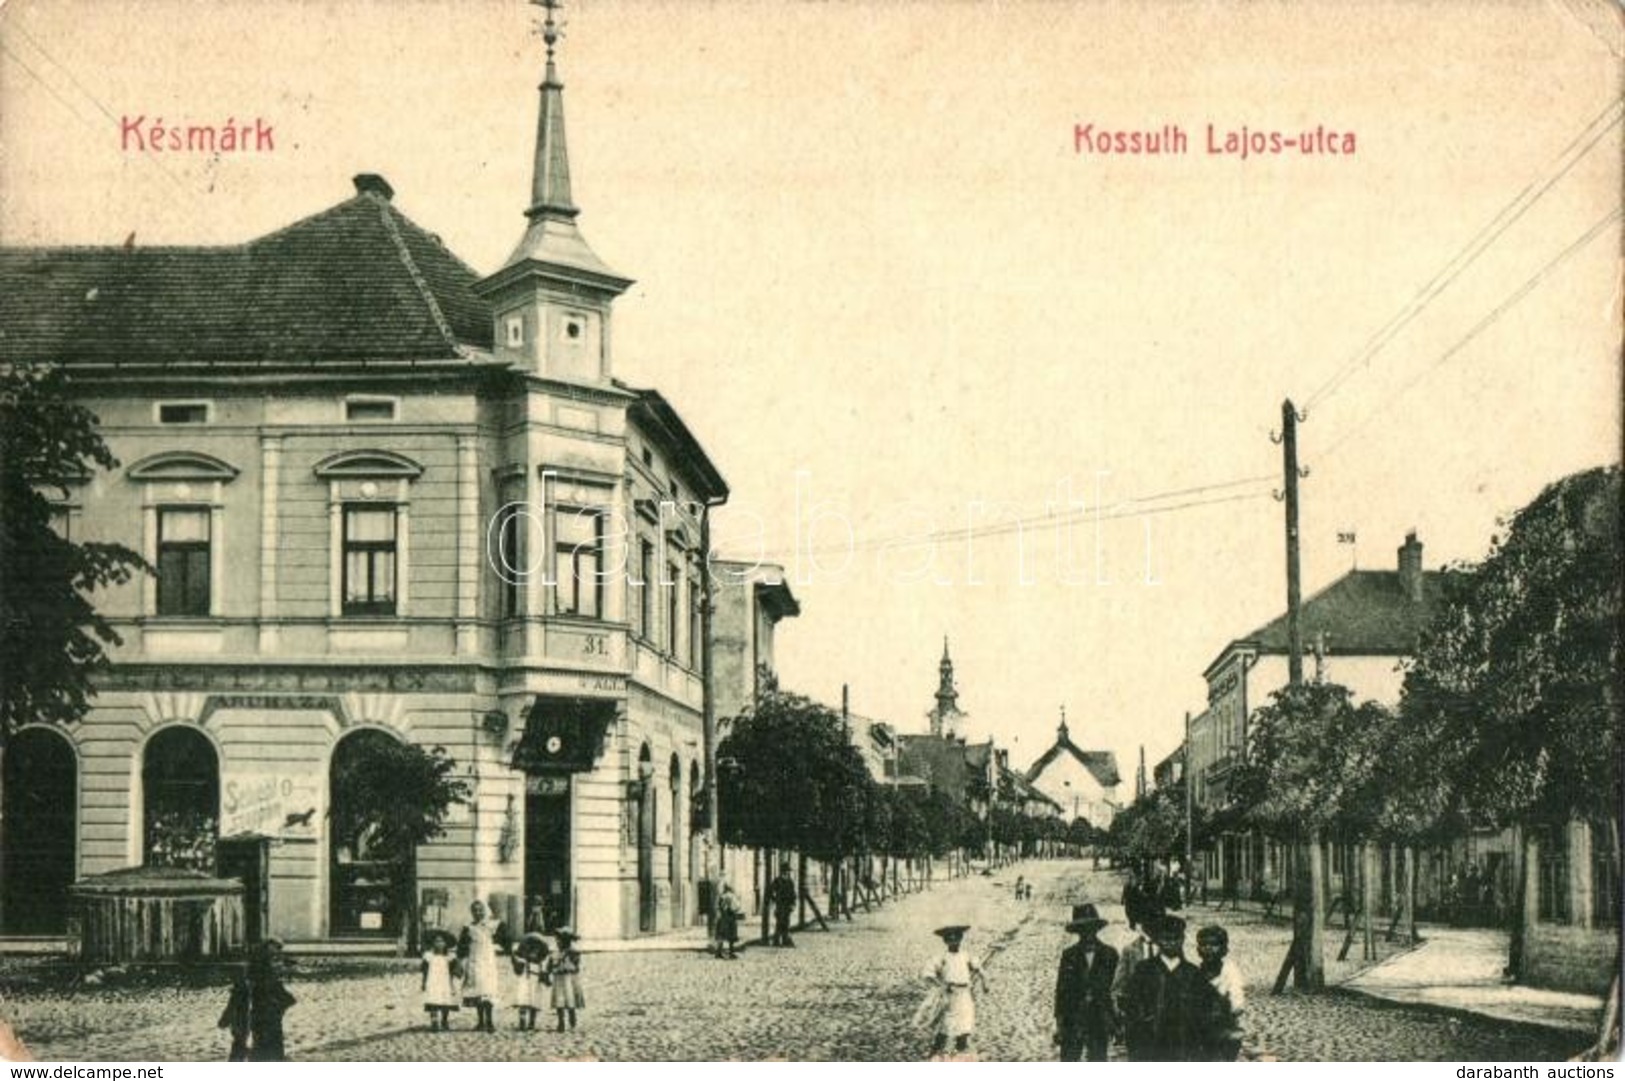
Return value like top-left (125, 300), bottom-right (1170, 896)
top-left (0, 182), bottom-right (495, 368)
top-left (1204, 568), bottom-right (1444, 677)
top-left (1026, 736), bottom-right (1122, 790)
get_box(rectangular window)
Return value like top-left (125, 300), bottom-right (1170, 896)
top-left (342, 506), bottom-right (397, 616)
top-left (636, 540), bottom-right (654, 637)
top-left (1536, 827), bottom-right (1571, 923)
top-left (689, 568), bottom-right (703, 668)
top-left (553, 508), bottom-right (603, 619)
top-left (345, 398), bottom-right (397, 422)
top-left (497, 504), bottom-right (523, 618)
top-left (1592, 823), bottom-right (1620, 926)
top-left (156, 507), bottom-right (211, 616)
top-left (666, 563), bottom-right (680, 656)
top-left (157, 402), bottom-right (210, 425)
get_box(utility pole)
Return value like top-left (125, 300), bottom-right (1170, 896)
top-left (1275, 398), bottom-right (1324, 992)
top-left (1283, 399), bottom-right (1304, 686)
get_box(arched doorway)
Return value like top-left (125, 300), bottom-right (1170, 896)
top-left (2, 728), bottom-right (77, 933)
top-left (636, 743), bottom-right (655, 933)
top-left (329, 729), bottom-right (413, 938)
top-left (142, 726), bottom-right (219, 869)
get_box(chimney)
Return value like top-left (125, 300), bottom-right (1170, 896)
top-left (352, 173), bottom-right (395, 202)
top-left (1397, 531), bottom-right (1424, 602)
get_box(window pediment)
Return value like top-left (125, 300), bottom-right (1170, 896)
top-left (127, 451), bottom-right (240, 483)
top-left (314, 450), bottom-right (424, 480)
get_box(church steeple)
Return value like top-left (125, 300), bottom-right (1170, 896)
top-left (478, 0), bottom-right (630, 383)
top-left (931, 637), bottom-right (963, 738)
top-left (1057, 705), bottom-right (1069, 745)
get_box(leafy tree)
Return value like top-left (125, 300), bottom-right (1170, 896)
top-left (1402, 466), bottom-right (1621, 830)
top-left (717, 686), bottom-right (871, 860)
top-left (329, 734), bottom-right (472, 862)
top-left (0, 362), bottom-right (148, 738)
top-left (0, 362), bottom-right (148, 925)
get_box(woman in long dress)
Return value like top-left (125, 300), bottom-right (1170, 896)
top-left (457, 899), bottom-right (510, 1033)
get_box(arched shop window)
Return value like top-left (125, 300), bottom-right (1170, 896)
top-left (2, 727), bottom-right (77, 933)
top-left (330, 728), bottom-right (414, 937)
top-left (142, 727), bottom-right (220, 870)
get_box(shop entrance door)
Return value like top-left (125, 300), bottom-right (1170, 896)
top-left (524, 775), bottom-right (571, 931)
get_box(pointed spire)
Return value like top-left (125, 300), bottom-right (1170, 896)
top-left (1058, 705), bottom-right (1069, 743)
top-left (527, 0), bottom-right (577, 221)
top-left (495, 0), bottom-right (626, 285)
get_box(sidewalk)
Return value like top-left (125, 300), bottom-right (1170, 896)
top-left (1343, 926), bottom-right (1605, 1036)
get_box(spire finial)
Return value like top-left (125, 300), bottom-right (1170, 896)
top-left (535, 0), bottom-right (563, 83)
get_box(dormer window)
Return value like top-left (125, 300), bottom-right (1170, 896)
top-left (156, 401), bottom-right (210, 425)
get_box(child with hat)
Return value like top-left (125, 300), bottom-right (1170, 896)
top-left (918, 924), bottom-right (987, 1057)
top-left (511, 932), bottom-right (552, 1032)
top-left (545, 927), bottom-right (585, 1032)
top-left (420, 928), bottom-right (460, 1031)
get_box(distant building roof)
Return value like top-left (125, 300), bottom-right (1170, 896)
top-left (1026, 735), bottom-right (1122, 790)
top-left (0, 178), bottom-right (494, 368)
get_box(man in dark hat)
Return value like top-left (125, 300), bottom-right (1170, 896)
top-left (1053, 903), bottom-right (1119, 1062)
top-left (1121, 914), bottom-right (1223, 1061)
top-left (767, 865), bottom-right (798, 947)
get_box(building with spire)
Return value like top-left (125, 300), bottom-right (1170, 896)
top-left (928, 637), bottom-right (970, 739)
top-left (1024, 708), bottom-right (1122, 829)
top-left (0, 0), bottom-right (731, 943)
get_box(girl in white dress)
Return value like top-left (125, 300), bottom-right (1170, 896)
top-left (457, 900), bottom-right (510, 1033)
top-left (420, 928), bottom-right (460, 1031)
top-left (511, 932), bottom-right (551, 1032)
top-left (918, 925), bottom-right (987, 1057)
top-left (545, 928), bottom-right (585, 1032)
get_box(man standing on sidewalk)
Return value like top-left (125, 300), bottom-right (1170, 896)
top-left (767, 865), bottom-right (798, 947)
top-left (1054, 904), bottom-right (1119, 1061)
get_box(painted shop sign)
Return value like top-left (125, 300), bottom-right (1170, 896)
top-left (221, 769), bottom-right (324, 839)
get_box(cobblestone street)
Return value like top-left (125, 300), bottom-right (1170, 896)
top-left (0, 861), bottom-right (1590, 1061)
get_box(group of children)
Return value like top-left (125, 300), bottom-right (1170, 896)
top-left (419, 915), bottom-right (586, 1034)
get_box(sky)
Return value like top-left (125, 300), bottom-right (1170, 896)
top-left (1, 0), bottom-right (1620, 785)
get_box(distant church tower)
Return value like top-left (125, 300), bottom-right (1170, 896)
top-left (929, 637), bottom-right (969, 739)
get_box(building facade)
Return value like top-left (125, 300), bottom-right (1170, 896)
top-left (0, 20), bottom-right (728, 943)
top-left (1187, 533), bottom-right (1444, 899)
top-left (1024, 713), bottom-right (1121, 829)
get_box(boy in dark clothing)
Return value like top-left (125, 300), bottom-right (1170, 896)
top-left (1121, 915), bottom-right (1223, 1062)
top-left (220, 939), bottom-right (296, 1061)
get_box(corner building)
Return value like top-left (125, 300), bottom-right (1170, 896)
top-left (0, 23), bottom-right (720, 943)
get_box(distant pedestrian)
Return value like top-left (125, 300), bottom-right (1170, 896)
top-left (511, 932), bottom-right (551, 1031)
top-left (1053, 903), bottom-right (1119, 1062)
top-left (767, 866), bottom-right (798, 947)
top-left (458, 899), bottom-right (511, 1033)
top-left (219, 938), bottom-right (296, 1061)
top-left (1121, 866), bottom-right (1148, 931)
top-left (1121, 915), bottom-right (1223, 1061)
top-left (917, 924), bottom-right (987, 1057)
top-left (1196, 925), bottom-right (1246, 1061)
top-left (546, 927), bottom-right (585, 1032)
top-left (420, 928), bottom-right (460, 1031)
top-left (715, 882), bottom-right (743, 959)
